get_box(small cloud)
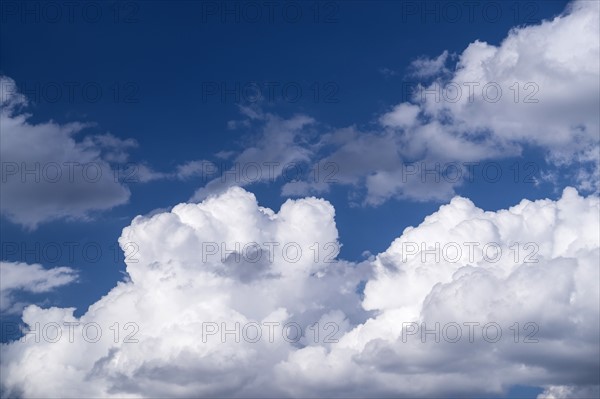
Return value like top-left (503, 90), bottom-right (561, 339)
top-left (215, 150), bottom-right (235, 160)
top-left (378, 67), bottom-right (398, 78)
top-left (135, 160), bottom-right (216, 182)
top-left (0, 261), bottom-right (78, 314)
top-left (175, 160), bottom-right (217, 180)
top-left (408, 50), bottom-right (450, 78)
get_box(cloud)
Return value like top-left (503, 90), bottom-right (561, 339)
top-left (286, 122), bottom-right (512, 206)
top-left (148, 0), bottom-right (599, 207)
top-left (0, 76), bottom-right (218, 228)
top-left (287, 0), bottom-right (599, 204)
top-left (0, 76), bottom-right (132, 229)
top-left (408, 50), bottom-right (450, 78)
top-left (0, 186), bottom-right (368, 398)
top-left (0, 261), bottom-right (78, 314)
top-left (379, 103), bottom-right (420, 129)
top-left (275, 187), bottom-right (600, 397)
top-left (191, 113), bottom-right (315, 201)
top-left (414, 0), bottom-right (599, 177)
top-left (537, 385), bottom-right (600, 399)
top-left (1, 186), bottom-right (598, 397)
top-left (133, 160), bottom-right (217, 183)
top-left (378, 67), bottom-right (398, 79)
top-left (175, 160), bottom-right (212, 180)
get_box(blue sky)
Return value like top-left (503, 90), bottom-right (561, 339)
top-left (1, 1), bottom-right (599, 398)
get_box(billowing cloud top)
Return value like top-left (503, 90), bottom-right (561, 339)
top-left (1, 186), bottom-right (598, 398)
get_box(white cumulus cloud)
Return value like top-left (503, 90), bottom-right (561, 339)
top-left (290, 0), bottom-right (599, 204)
top-left (1, 186), bottom-right (598, 397)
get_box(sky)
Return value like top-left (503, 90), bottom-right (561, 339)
top-left (0, 0), bottom-right (599, 398)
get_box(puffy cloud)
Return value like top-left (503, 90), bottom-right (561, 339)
top-left (0, 187), bottom-right (368, 398)
top-left (390, 0), bottom-right (598, 197)
top-left (0, 261), bottom-right (78, 314)
top-left (276, 187), bottom-right (599, 397)
top-left (288, 0), bottom-right (599, 204)
top-left (0, 76), bottom-right (132, 229)
top-left (181, 1), bottom-right (598, 206)
top-left (415, 0), bottom-right (599, 171)
top-left (1, 186), bottom-right (598, 397)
